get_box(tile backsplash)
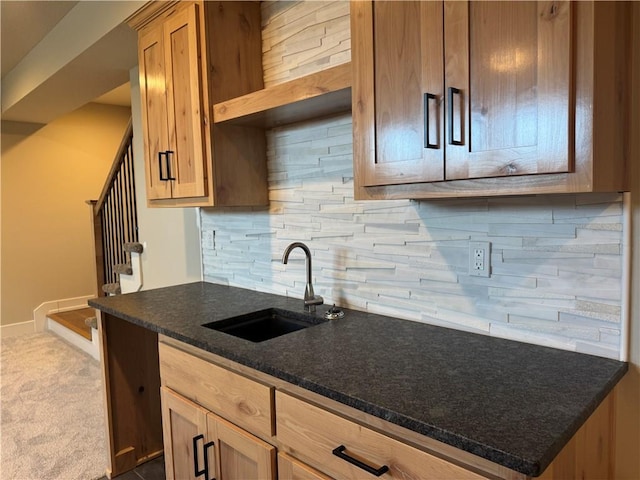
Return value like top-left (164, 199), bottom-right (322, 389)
top-left (261, 0), bottom-right (350, 86)
top-left (201, 114), bottom-right (625, 360)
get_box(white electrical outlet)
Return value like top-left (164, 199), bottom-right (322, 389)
top-left (203, 230), bottom-right (215, 250)
top-left (469, 241), bottom-right (491, 277)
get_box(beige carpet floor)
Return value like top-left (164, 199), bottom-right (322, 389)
top-left (1, 331), bottom-right (107, 479)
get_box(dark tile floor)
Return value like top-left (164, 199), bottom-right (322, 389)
top-left (97, 456), bottom-right (165, 480)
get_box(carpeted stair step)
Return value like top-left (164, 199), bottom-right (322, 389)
top-left (123, 242), bottom-right (144, 254)
top-left (102, 282), bottom-right (121, 295)
top-left (114, 263), bottom-right (133, 275)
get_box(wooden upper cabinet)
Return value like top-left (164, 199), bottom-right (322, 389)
top-left (444, 1), bottom-right (572, 180)
top-left (133, 0), bottom-right (359, 208)
top-left (138, 3), bottom-right (207, 202)
top-left (356, 0), bottom-right (571, 187)
top-left (352, 1), bottom-right (631, 199)
top-left (131, 1), bottom-right (268, 208)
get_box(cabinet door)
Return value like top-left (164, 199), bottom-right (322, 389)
top-left (139, 25), bottom-right (172, 200)
top-left (161, 387), bottom-right (212, 480)
top-left (207, 413), bottom-right (276, 480)
top-left (163, 4), bottom-right (207, 199)
top-left (444, 1), bottom-right (573, 180)
top-left (353, 1), bottom-right (445, 187)
top-left (278, 452), bottom-right (333, 480)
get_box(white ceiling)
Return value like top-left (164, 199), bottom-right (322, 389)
top-left (1, 0), bottom-right (141, 124)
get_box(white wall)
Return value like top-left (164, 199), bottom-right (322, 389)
top-left (129, 67), bottom-right (202, 290)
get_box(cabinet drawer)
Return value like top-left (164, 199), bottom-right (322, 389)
top-left (159, 342), bottom-right (274, 439)
top-left (278, 452), bottom-right (333, 480)
top-left (276, 391), bottom-right (486, 480)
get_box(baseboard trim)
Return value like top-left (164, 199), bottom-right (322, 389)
top-left (33, 294), bottom-right (95, 332)
top-left (0, 321), bottom-right (36, 338)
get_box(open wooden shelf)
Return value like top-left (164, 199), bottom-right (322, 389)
top-left (212, 62), bottom-right (352, 128)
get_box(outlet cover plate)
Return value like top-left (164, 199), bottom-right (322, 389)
top-left (203, 230), bottom-right (215, 250)
top-left (469, 241), bottom-right (491, 278)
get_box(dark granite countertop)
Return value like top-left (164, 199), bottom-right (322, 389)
top-left (89, 282), bottom-right (627, 477)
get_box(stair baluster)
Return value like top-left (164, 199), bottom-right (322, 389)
top-left (88, 118), bottom-right (140, 296)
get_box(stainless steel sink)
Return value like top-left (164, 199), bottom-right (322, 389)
top-left (202, 308), bottom-right (327, 343)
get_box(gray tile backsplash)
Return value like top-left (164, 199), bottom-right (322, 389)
top-left (201, 114), bottom-right (625, 360)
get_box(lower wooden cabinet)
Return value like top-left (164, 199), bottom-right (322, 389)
top-left (161, 386), bottom-right (276, 480)
top-left (155, 341), bottom-right (493, 480)
top-left (158, 339), bottom-right (616, 480)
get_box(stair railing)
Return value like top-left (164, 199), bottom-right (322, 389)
top-left (87, 118), bottom-right (138, 296)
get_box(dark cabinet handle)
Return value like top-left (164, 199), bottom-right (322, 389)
top-left (204, 441), bottom-right (215, 480)
top-left (165, 150), bottom-right (176, 180)
top-left (193, 434), bottom-right (207, 478)
top-left (332, 445), bottom-right (389, 477)
top-left (447, 87), bottom-right (464, 146)
top-left (423, 93), bottom-right (438, 149)
top-left (158, 150), bottom-right (176, 181)
top-left (158, 152), bottom-right (168, 181)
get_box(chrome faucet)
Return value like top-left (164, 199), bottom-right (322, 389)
top-left (282, 242), bottom-right (324, 313)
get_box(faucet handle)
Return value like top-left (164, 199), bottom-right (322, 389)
top-left (304, 295), bottom-right (324, 313)
top-left (305, 295), bottom-right (324, 306)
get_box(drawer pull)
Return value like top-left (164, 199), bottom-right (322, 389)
top-left (332, 445), bottom-right (389, 477)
